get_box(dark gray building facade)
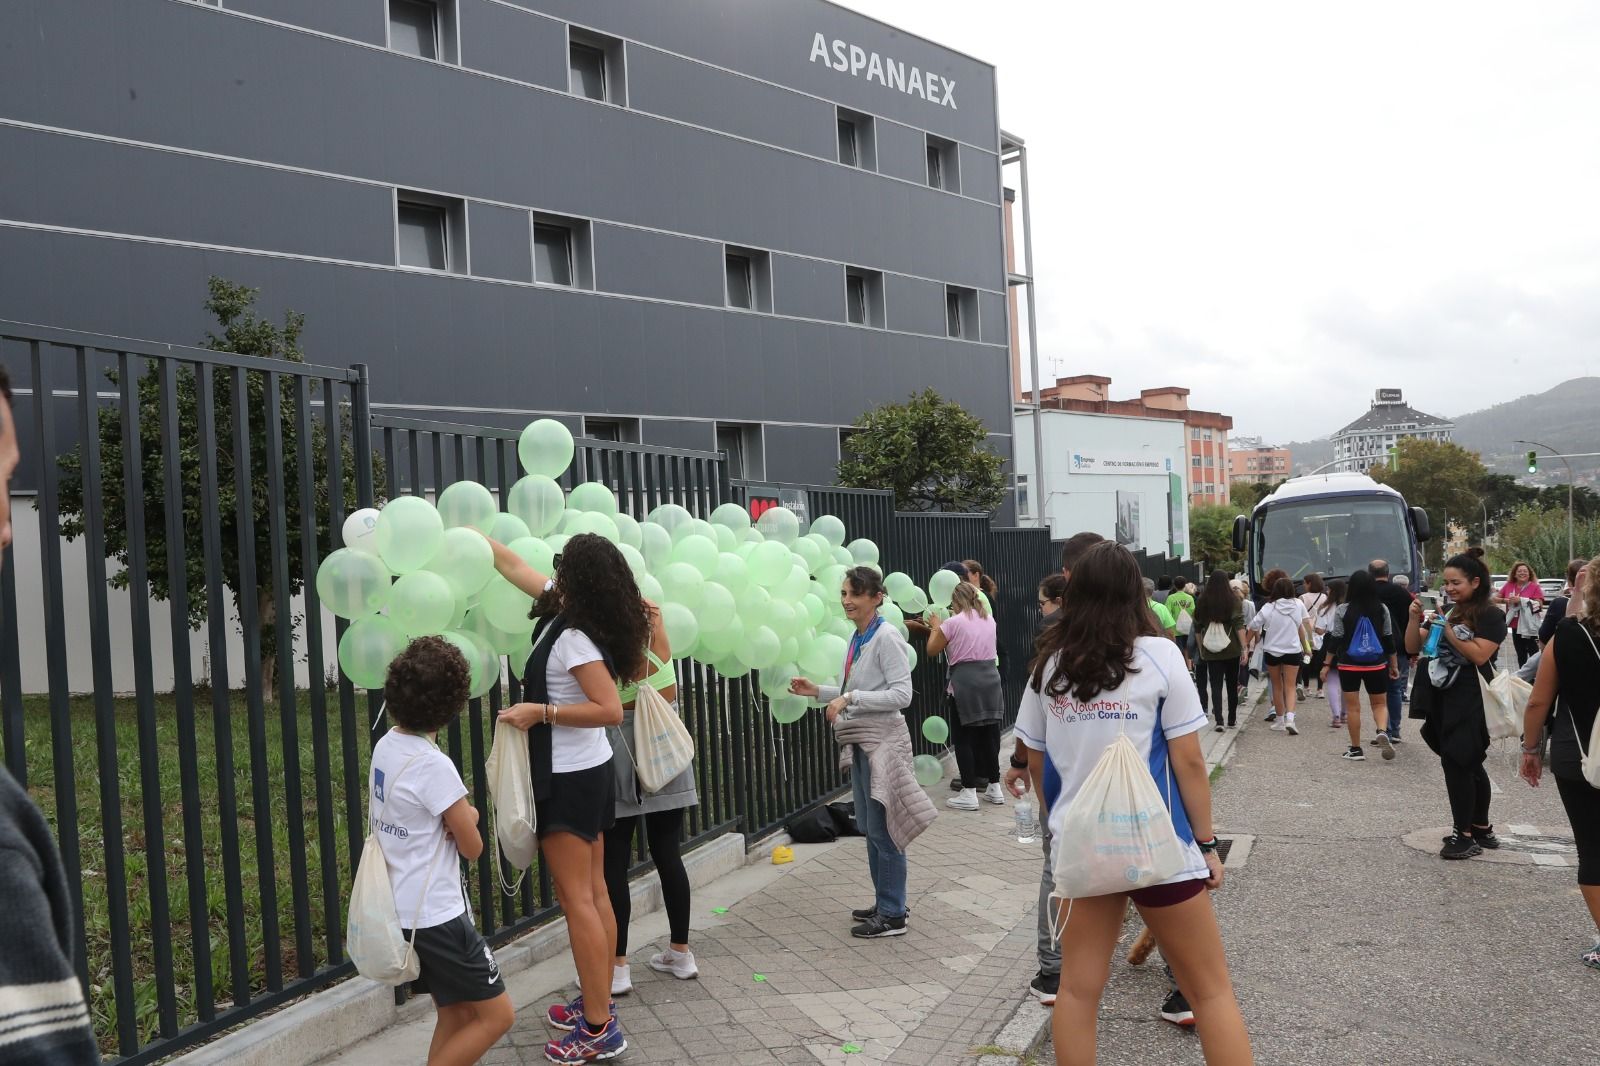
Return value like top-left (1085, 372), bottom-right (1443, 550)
top-left (0, 0), bottom-right (1012, 488)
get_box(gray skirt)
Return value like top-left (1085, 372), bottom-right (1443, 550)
top-left (607, 705), bottom-right (700, 818)
top-left (948, 660), bottom-right (1004, 726)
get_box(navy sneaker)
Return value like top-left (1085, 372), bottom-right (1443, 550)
top-left (544, 1016), bottom-right (627, 1063)
top-left (547, 995), bottom-right (615, 1033)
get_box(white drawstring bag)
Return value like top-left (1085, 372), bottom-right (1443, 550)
top-left (1201, 622), bottom-right (1231, 654)
top-left (484, 719), bottom-right (537, 880)
top-left (632, 683), bottom-right (696, 793)
top-left (347, 754), bottom-right (446, 985)
top-left (1477, 666), bottom-right (1528, 740)
top-left (1175, 608), bottom-right (1193, 636)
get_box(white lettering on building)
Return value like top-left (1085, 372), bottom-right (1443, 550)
top-left (808, 32), bottom-right (957, 110)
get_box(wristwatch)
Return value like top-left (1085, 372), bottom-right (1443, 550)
top-left (1009, 754), bottom-right (1029, 770)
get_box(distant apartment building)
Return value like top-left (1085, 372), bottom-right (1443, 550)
top-left (1331, 389), bottom-right (1454, 474)
top-left (1228, 436), bottom-right (1293, 486)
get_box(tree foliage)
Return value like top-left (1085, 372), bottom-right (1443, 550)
top-left (836, 388), bottom-right (1005, 513)
top-left (1227, 480), bottom-right (1277, 514)
top-left (57, 278), bottom-right (369, 697)
top-left (1488, 505), bottom-right (1600, 578)
top-left (1189, 503), bottom-right (1244, 573)
top-left (1368, 438), bottom-right (1485, 567)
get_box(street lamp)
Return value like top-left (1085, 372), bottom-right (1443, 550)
top-left (1515, 439), bottom-right (1574, 560)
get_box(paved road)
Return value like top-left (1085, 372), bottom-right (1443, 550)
top-left (1038, 688), bottom-right (1598, 1065)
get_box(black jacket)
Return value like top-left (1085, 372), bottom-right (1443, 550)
top-left (1375, 580), bottom-right (1413, 648)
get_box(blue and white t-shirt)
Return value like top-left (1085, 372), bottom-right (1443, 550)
top-left (1015, 636), bottom-right (1211, 888)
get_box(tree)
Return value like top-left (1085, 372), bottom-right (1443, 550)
top-left (58, 278), bottom-right (369, 699)
top-left (1367, 437), bottom-right (1485, 567)
top-left (836, 389), bottom-right (1005, 513)
top-left (1228, 480), bottom-right (1277, 514)
top-left (1489, 505), bottom-right (1600, 577)
top-left (1189, 503), bottom-right (1244, 573)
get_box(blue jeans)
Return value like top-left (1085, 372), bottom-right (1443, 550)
top-left (1385, 658), bottom-right (1409, 739)
top-left (852, 745), bottom-right (907, 919)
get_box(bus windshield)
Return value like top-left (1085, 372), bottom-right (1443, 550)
top-left (1254, 495), bottom-right (1414, 585)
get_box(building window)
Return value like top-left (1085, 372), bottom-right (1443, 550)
top-left (945, 286), bottom-right (977, 339)
top-left (723, 246), bottom-right (772, 312)
top-left (1016, 473), bottom-right (1031, 519)
top-left (582, 417), bottom-right (638, 443)
top-left (569, 43), bottom-right (606, 100)
top-left (839, 427), bottom-right (862, 461)
top-left (925, 135), bottom-right (959, 192)
top-left (1192, 456), bottom-right (1202, 467)
top-left (716, 423), bottom-right (763, 480)
top-left (389, 0), bottom-right (455, 63)
top-left (567, 29), bottom-right (625, 105)
top-left (530, 212), bottom-right (593, 289)
top-left (844, 267), bottom-right (884, 328)
top-left (396, 192), bottom-right (465, 273)
top-left (836, 107), bottom-right (876, 170)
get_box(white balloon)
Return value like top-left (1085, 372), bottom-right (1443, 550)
top-left (342, 508), bottom-right (382, 555)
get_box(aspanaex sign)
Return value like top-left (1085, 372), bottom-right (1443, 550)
top-left (808, 33), bottom-right (957, 110)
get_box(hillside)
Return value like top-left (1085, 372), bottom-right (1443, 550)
top-left (1279, 378), bottom-right (1600, 482)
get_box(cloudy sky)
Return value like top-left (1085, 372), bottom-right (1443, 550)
top-left (841, 0), bottom-right (1600, 444)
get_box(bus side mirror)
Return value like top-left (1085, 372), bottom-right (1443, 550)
top-left (1411, 507), bottom-right (1431, 542)
top-left (1232, 515), bottom-right (1249, 553)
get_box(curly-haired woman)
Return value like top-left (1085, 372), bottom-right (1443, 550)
top-left (488, 532), bottom-right (646, 1063)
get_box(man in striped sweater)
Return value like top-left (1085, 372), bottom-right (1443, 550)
top-left (0, 364), bottom-right (99, 1064)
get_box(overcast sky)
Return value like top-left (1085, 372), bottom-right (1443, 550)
top-left (840, 0), bottom-right (1600, 444)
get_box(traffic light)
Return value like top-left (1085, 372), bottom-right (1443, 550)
top-left (1527, 450), bottom-right (1539, 474)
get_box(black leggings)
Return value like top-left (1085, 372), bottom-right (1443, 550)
top-left (1512, 634), bottom-right (1539, 667)
top-left (953, 721), bottom-right (1002, 790)
top-left (1556, 775), bottom-right (1600, 886)
top-left (1196, 658), bottom-right (1240, 722)
top-left (1441, 757), bottom-right (1492, 833)
top-left (602, 807), bottom-right (691, 955)
top-left (1300, 647), bottom-right (1327, 689)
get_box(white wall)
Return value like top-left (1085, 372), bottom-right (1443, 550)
top-left (1014, 410), bottom-right (1188, 555)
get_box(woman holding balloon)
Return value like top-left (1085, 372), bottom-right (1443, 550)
top-left (790, 566), bottom-right (933, 939)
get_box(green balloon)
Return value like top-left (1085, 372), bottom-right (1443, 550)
top-left (480, 577), bottom-right (535, 634)
top-left (736, 583), bottom-right (772, 630)
top-left (818, 564), bottom-right (848, 598)
top-left (760, 661), bottom-right (799, 698)
top-left (462, 607), bottom-right (525, 657)
top-left (670, 534), bottom-right (719, 578)
top-left (912, 754), bottom-right (945, 787)
top-left (673, 518), bottom-right (716, 546)
top-left (436, 480), bottom-right (497, 533)
top-left (488, 512), bottom-right (531, 545)
top-left (646, 503), bottom-right (692, 536)
top-left (518, 419), bottom-right (574, 478)
top-left (831, 545), bottom-right (853, 566)
top-left (337, 615), bottom-right (408, 689)
top-left (747, 540), bottom-right (792, 588)
top-left (800, 633), bottom-right (847, 677)
top-left (637, 572), bottom-right (664, 603)
top-left (698, 581), bottom-right (737, 633)
top-left (715, 656), bottom-right (751, 679)
top-left (775, 563), bottom-right (810, 603)
top-left (765, 599), bottom-right (799, 640)
top-left (618, 542), bottom-right (648, 580)
top-left (698, 614), bottom-right (744, 657)
top-left (570, 510), bottom-right (620, 543)
top-left (922, 715), bottom-right (950, 744)
top-left (904, 643), bottom-right (919, 672)
top-left (638, 522), bottom-right (673, 573)
top-left (713, 524), bottom-right (737, 553)
top-left (791, 537), bottom-right (823, 574)
top-left (316, 548), bottom-right (392, 620)
top-left (561, 509), bottom-right (587, 534)
top-left (929, 570), bottom-right (960, 610)
top-left (741, 625), bottom-right (781, 669)
top-left (425, 527), bottom-right (495, 598)
top-left (388, 571), bottom-right (457, 636)
top-left (506, 536), bottom-right (556, 576)
top-left (507, 474), bottom-right (566, 536)
top-left (810, 515), bottom-right (847, 548)
top-left (884, 572), bottom-right (914, 601)
top-left (742, 528), bottom-right (766, 543)
top-left (779, 635), bottom-right (799, 664)
top-left (375, 496), bottom-right (444, 574)
top-left (567, 481), bottom-right (618, 516)
top-left (901, 588), bottom-right (930, 615)
top-left (847, 539), bottom-right (879, 566)
top-left (754, 506), bottom-right (800, 545)
top-left (544, 533), bottom-right (570, 557)
top-left (710, 503), bottom-right (751, 531)
top-left (801, 593), bottom-right (825, 629)
top-left (658, 562), bottom-right (705, 608)
top-left (660, 602), bottom-right (699, 653)
top-left (769, 694), bottom-right (808, 724)
top-left (441, 630), bottom-right (499, 699)
top-left (714, 552), bottom-right (750, 597)
top-left (613, 513), bottom-right (642, 550)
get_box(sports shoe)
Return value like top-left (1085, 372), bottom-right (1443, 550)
top-left (1389, 734), bottom-right (1403, 744)
top-left (544, 1016), bottom-right (627, 1063)
top-left (851, 913), bottom-right (907, 939)
top-left (1329, 719), bottom-right (1341, 729)
top-left (1440, 832), bottom-right (1482, 860)
top-left (1159, 987), bottom-right (1195, 1027)
top-left (947, 789), bottom-right (980, 811)
top-left (1373, 733), bottom-right (1394, 761)
top-left (1295, 684), bottom-right (1305, 701)
top-left (610, 964), bottom-right (632, 996)
top-left (1269, 720), bottom-right (1285, 731)
top-left (850, 904), bottom-right (911, 921)
top-left (1214, 723), bottom-right (1226, 733)
top-left (647, 947), bottom-right (699, 980)
top-left (1285, 718), bottom-right (1299, 736)
top-left (983, 783), bottom-right (1007, 805)
top-left (1029, 972), bottom-right (1059, 1006)
top-left (1341, 746), bottom-right (1365, 761)
top-left (1263, 710), bottom-right (1278, 723)
top-left (1582, 940), bottom-right (1600, 970)
top-left (547, 995), bottom-right (616, 1033)
top-left (1471, 825), bottom-right (1501, 850)
top-left (950, 777), bottom-right (965, 791)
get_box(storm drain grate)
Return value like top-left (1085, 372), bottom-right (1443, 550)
top-left (1214, 837), bottom-right (1235, 864)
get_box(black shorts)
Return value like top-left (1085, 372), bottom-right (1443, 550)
top-left (403, 911), bottom-right (506, 1006)
top-left (1337, 667), bottom-right (1388, 695)
top-left (535, 759), bottom-right (617, 842)
top-left (1263, 651), bottom-right (1302, 668)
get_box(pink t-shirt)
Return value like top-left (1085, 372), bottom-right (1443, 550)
top-left (1499, 580), bottom-right (1545, 602)
top-left (940, 610), bottom-right (997, 666)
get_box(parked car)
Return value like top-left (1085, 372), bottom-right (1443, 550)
top-left (1540, 577), bottom-right (1567, 598)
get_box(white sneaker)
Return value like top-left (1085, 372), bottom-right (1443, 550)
top-left (647, 947), bottom-right (699, 980)
top-left (947, 788), bottom-right (980, 811)
top-left (983, 783), bottom-right (1006, 805)
top-left (611, 963), bottom-right (633, 996)
top-left (1269, 720), bottom-right (1286, 731)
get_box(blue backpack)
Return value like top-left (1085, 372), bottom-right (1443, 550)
top-left (1344, 613), bottom-right (1386, 666)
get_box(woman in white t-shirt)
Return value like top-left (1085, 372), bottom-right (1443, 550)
top-left (1246, 576), bottom-right (1312, 735)
top-left (490, 532), bottom-right (643, 1059)
top-left (1015, 542), bottom-right (1251, 1065)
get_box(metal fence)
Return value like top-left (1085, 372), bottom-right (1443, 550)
top-left (0, 319), bottom-right (1191, 1064)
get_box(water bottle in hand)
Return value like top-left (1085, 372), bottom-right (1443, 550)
top-left (1013, 798), bottom-right (1038, 845)
top-left (1422, 617), bottom-right (1445, 657)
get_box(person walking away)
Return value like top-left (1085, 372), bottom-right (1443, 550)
top-left (1519, 554), bottom-right (1600, 969)
top-left (1246, 576), bottom-right (1311, 735)
top-left (790, 567), bottom-right (931, 939)
top-left (1539, 559), bottom-right (1588, 648)
top-left (1298, 574), bottom-right (1329, 700)
top-left (492, 532), bottom-right (641, 1062)
top-left (602, 605), bottom-right (699, 996)
top-left (1144, 578), bottom-right (1178, 638)
top-left (1369, 560), bottom-right (1415, 744)
top-left (372, 637), bottom-right (515, 1065)
top-left (1154, 575), bottom-right (1174, 605)
top-left (1498, 562), bottom-right (1546, 667)
top-left (1404, 553), bottom-right (1508, 860)
top-left (1325, 570), bottom-right (1400, 762)
top-left (1316, 580), bottom-right (1347, 729)
top-left (929, 583), bottom-right (1005, 810)
top-left (1193, 571), bottom-right (1246, 731)
top-left (1015, 543), bottom-right (1252, 1066)
top-left (1166, 578), bottom-right (1198, 667)
top-left (0, 364), bottom-right (100, 1066)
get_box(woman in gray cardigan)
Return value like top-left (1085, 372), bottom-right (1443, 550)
top-left (791, 567), bottom-right (925, 939)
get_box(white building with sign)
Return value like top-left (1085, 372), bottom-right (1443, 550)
top-left (1014, 409), bottom-right (1190, 556)
top-left (1331, 389), bottom-right (1455, 473)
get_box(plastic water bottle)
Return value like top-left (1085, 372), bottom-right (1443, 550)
top-left (1423, 618), bottom-right (1445, 657)
top-left (1014, 797), bottom-right (1038, 845)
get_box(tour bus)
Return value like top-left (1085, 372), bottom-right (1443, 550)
top-left (1232, 472), bottom-right (1431, 600)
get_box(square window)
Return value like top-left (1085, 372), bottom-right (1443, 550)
top-left (397, 200), bottom-right (447, 270)
top-left (723, 245), bottom-right (772, 312)
top-left (726, 254), bottom-right (753, 310)
top-left (836, 107), bottom-right (876, 170)
top-left (568, 29), bottom-right (625, 105)
top-left (926, 135), bottom-right (959, 192)
top-left (534, 224), bottom-right (573, 286)
top-left (716, 423), bottom-right (763, 480)
top-left (569, 43), bottom-right (606, 100)
top-left (389, 0), bottom-right (438, 59)
top-left (945, 286), bottom-right (977, 339)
